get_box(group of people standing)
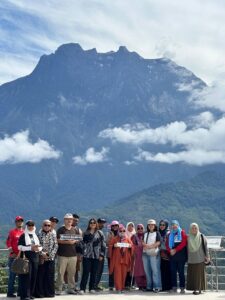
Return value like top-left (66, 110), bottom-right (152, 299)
top-left (6, 214), bottom-right (210, 299)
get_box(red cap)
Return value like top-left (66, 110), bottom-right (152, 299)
top-left (15, 216), bottom-right (24, 221)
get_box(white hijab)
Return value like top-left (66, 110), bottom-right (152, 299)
top-left (126, 222), bottom-right (136, 238)
top-left (25, 225), bottom-right (40, 246)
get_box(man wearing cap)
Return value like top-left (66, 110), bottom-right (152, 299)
top-left (94, 218), bottom-right (107, 291)
top-left (56, 213), bottom-right (80, 295)
top-left (6, 216), bottom-right (24, 297)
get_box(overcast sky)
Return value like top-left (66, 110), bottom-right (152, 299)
top-left (0, 0), bottom-right (225, 85)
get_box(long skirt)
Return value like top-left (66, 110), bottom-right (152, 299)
top-left (187, 262), bottom-right (206, 292)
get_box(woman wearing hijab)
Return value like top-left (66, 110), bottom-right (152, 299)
top-left (18, 220), bottom-right (42, 300)
top-left (106, 220), bottom-right (119, 290)
top-left (159, 220), bottom-right (172, 291)
top-left (166, 220), bottom-right (187, 294)
top-left (126, 222), bottom-right (136, 239)
top-left (125, 222), bottom-right (136, 289)
top-left (187, 223), bottom-right (210, 295)
top-left (35, 220), bottom-right (58, 298)
top-left (109, 224), bottom-right (133, 293)
top-left (131, 224), bottom-right (146, 290)
top-left (142, 219), bottom-right (161, 293)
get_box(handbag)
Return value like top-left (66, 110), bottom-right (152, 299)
top-left (201, 234), bottom-right (211, 266)
top-left (11, 251), bottom-right (29, 274)
top-left (160, 249), bottom-right (169, 260)
top-left (144, 232), bottom-right (159, 256)
top-left (145, 248), bottom-right (159, 256)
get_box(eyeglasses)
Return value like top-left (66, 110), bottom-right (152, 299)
top-left (44, 224), bottom-right (51, 227)
top-left (137, 227), bottom-right (143, 230)
top-left (160, 224), bottom-right (166, 226)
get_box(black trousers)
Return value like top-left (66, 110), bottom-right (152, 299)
top-left (19, 260), bottom-right (39, 300)
top-left (108, 258), bottom-right (114, 288)
top-left (161, 258), bottom-right (172, 291)
top-left (35, 260), bottom-right (55, 297)
top-left (170, 259), bottom-right (185, 288)
top-left (94, 257), bottom-right (104, 288)
top-left (80, 258), bottom-right (99, 291)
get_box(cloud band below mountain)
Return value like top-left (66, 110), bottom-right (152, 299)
top-left (73, 147), bottom-right (109, 165)
top-left (99, 115), bottom-right (225, 166)
top-left (0, 130), bottom-right (61, 164)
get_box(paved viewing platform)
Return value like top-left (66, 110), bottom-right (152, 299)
top-left (1, 290), bottom-right (225, 300)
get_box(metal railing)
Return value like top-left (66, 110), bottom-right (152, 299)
top-left (1, 244), bottom-right (225, 292)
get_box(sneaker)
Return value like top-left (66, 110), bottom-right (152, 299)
top-left (67, 289), bottom-right (77, 295)
top-left (153, 289), bottom-right (160, 293)
top-left (78, 290), bottom-right (85, 295)
top-left (7, 295), bottom-right (17, 298)
top-left (95, 286), bottom-right (103, 291)
top-left (89, 290), bottom-right (96, 294)
top-left (109, 287), bottom-right (114, 291)
top-left (180, 288), bottom-right (185, 294)
top-left (55, 291), bottom-right (62, 296)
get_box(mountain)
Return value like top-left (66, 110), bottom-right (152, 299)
top-left (0, 43), bottom-right (217, 223)
top-left (90, 171), bottom-right (225, 235)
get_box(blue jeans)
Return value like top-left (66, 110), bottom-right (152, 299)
top-left (142, 254), bottom-right (162, 290)
top-left (7, 257), bottom-right (18, 296)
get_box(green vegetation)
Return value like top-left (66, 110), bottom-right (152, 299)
top-left (91, 171), bottom-right (225, 235)
top-left (0, 254), bottom-right (8, 293)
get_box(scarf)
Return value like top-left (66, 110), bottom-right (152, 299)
top-left (188, 223), bottom-right (202, 252)
top-left (24, 226), bottom-right (40, 246)
top-left (126, 222), bottom-right (136, 238)
top-left (169, 220), bottom-right (182, 249)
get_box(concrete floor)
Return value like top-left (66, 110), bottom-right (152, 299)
top-left (1, 290), bottom-right (225, 300)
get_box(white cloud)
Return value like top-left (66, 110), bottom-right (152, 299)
top-left (100, 115), bottom-right (225, 165)
top-left (189, 82), bottom-right (225, 112)
top-left (124, 160), bottom-right (137, 166)
top-left (191, 111), bottom-right (215, 129)
top-left (135, 149), bottom-right (225, 166)
top-left (73, 147), bottom-right (109, 165)
top-left (1, 0), bottom-right (225, 84)
top-left (0, 130), bottom-right (61, 164)
top-left (99, 122), bottom-right (186, 145)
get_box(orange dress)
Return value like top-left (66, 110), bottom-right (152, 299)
top-left (109, 236), bottom-right (134, 291)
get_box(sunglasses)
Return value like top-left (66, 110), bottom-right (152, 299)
top-left (119, 230), bottom-right (126, 232)
top-left (160, 224), bottom-right (166, 226)
top-left (44, 224), bottom-right (51, 227)
top-left (137, 227), bottom-right (143, 230)
top-left (27, 224), bottom-right (34, 227)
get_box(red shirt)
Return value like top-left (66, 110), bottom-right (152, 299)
top-left (6, 228), bottom-right (24, 256)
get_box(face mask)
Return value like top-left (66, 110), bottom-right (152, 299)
top-left (119, 232), bottom-right (126, 238)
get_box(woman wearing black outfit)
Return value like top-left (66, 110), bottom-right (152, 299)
top-left (79, 218), bottom-right (106, 294)
top-left (159, 219), bottom-right (172, 291)
top-left (18, 220), bottom-right (42, 300)
top-left (35, 220), bottom-right (58, 298)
